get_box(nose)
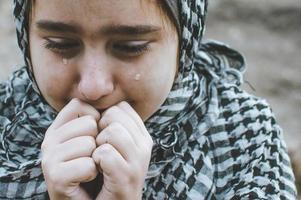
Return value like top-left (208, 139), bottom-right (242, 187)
top-left (78, 58), bottom-right (114, 101)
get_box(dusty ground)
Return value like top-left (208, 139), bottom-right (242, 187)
top-left (1, 0), bottom-right (301, 196)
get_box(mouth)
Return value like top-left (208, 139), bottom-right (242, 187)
top-left (93, 100), bottom-right (132, 116)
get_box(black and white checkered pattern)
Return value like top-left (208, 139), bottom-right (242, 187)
top-left (0, 0), bottom-right (297, 199)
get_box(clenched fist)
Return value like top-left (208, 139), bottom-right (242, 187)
top-left (94, 101), bottom-right (153, 200)
top-left (41, 99), bottom-right (100, 199)
top-left (41, 99), bottom-right (153, 200)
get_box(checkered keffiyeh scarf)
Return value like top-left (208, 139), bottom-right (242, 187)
top-left (0, 0), bottom-right (297, 199)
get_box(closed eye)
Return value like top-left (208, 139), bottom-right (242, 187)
top-left (43, 38), bottom-right (80, 58)
top-left (111, 41), bottom-right (151, 57)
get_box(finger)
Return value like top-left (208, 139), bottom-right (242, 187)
top-left (92, 144), bottom-right (127, 178)
top-left (118, 102), bottom-right (153, 149)
top-left (50, 98), bottom-right (100, 130)
top-left (43, 115), bottom-right (98, 145)
top-left (53, 136), bottom-right (96, 162)
top-left (96, 122), bottom-right (136, 161)
top-left (99, 106), bottom-right (142, 146)
top-left (117, 101), bottom-right (147, 133)
top-left (59, 157), bottom-right (98, 184)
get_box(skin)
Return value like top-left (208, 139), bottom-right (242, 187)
top-left (29, 0), bottom-right (178, 120)
top-left (29, 0), bottom-right (179, 199)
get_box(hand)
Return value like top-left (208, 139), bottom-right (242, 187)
top-left (92, 102), bottom-right (153, 200)
top-left (41, 99), bottom-right (100, 200)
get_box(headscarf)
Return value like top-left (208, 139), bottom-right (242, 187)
top-left (0, 0), bottom-right (296, 199)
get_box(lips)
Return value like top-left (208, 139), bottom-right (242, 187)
top-left (95, 100), bottom-right (133, 115)
top-left (91, 102), bottom-right (114, 113)
top-left (94, 103), bottom-right (117, 115)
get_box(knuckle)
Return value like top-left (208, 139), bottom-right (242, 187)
top-left (93, 144), bottom-right (113, 161)
top-left (126, 168), bottom-right (140, 185)
top-left (85, 116), bottom-right (98, 132)
top-left (52, 183), bottom-right (65, 195)
top-left (92, 148), bottom-right (100, 162)
top-left (95, 134), bottom-right (103, 146)
top-left (90, 118), bottom-right (98, 131)
top-left (85, 158), bottom-right (97, 173)
top-left (100, 143), bottom-right (114, 153)
top-left (41, 152), bottom-right (56, 172)
top-left (83, 159), bottom-right (97, 182)
top-left (101, 123), bottom-right (122, 143)
top-left (99, 115), bottom-right (108, 128)
top-left (41, 156), bottom-right (50, 171)
top-left (100, 107), bottom-right (119, 128)
top-left (48, 168), bottom-right (64, 188)
top-left (83, 136), bottom-right (96, 151)
top-left (41, 140), bottom-right (53, 154)
top-left (70, 98), bottom-right (82, 107)
top-left (107, 122), bottom-right (122, 133)
top-left (105, 106), bottom-right (119, 117)
top-left (117, 101), bottom-right (128, 108)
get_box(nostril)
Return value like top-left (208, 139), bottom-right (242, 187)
top-left (79, 89), bottom-right (96, 101)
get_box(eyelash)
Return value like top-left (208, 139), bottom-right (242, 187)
top-left (43, 39), bottom-right (79, 58)
top-left (44, 40), bottom-right (78, 50)
top-left (112, 42), bottom-right (150, 56)
top-left (43, 38), bottom-right (150, 58)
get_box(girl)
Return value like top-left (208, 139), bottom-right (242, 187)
top-left (0, 0), bottom-right (297, 199)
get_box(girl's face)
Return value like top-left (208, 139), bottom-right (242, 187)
top-left (29, 0), bottom-right (179, 121)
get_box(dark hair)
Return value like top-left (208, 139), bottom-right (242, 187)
top-left (156, 1), bottom-right (180, 34)
top-left (162, 0), bottom-right (180, 34)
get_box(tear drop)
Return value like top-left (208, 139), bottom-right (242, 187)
top-left (134, 73), bottom-right (141, 81)
top-left (63, 58), bottom-right (68, 65)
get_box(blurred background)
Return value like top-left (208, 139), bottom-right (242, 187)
top-left (205, 0), bottom-right (301, 196)
top-left (0, 0), bottom-right (300, 197)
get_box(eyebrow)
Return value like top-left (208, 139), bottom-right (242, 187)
top-left (36, 20), bottom-right (161, 35)
top-left (36, 20), bottom-right (79, 33)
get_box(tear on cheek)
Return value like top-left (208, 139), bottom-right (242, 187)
top-left (134, 73), bottom-right (141, 81)
top-left (63, 58), bottom-right (68, 65)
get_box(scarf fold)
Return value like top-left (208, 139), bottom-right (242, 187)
top-left (1, 0), bottom-right (246, 198)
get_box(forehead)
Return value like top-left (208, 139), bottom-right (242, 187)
top-left (31, 0), bottom-right (165, 26)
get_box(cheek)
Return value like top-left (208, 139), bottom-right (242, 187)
top-left (123, 52), bottom-right (177, 102)
top-left (42, 66), bottom-right (74, 96)
top-left (44, 65), bottom-right (77, 99)
top-left (30, 41), bottom-right (77, 101)
top-left (142, 47), bottom-right (178, 90)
